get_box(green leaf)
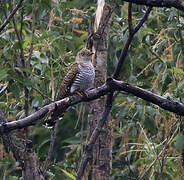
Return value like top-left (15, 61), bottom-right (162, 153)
top-left (170, 67), bottom-right (184, 75)
top-left (9, 176), bottom-right (19, 180)
top-left (61, 169), bottom-right (76, 180)
top-left (33, 50), bottom-right (41, 59)
top-left (0, 68), bottom-right (9, 81)
top-left (9, 82), bottom-right (21, 98)
top-left (23, 37), bottom-right (31, 48)
top-left (137, 27), bottom-right (155, 42)
top-left (63, 136), bottom-right (80, 144)
top-left (174, 134), bottom-right (184, 150)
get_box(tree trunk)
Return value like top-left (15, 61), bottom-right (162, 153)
top-left (88, 1), bottom-right (115, 179)
top-left (0, 110), bottom-right (45, 180)
top-left (23, 140), bottom-right (44, 180)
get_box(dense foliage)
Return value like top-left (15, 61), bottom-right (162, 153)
top-left (0, 0), bottom-right (184, 179)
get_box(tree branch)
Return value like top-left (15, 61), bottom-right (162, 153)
top-left (42, 120), bottom-right (59, 175)
top-left (122, 0), bottom-right (184, 12)
top-left (76, 93), bottom-right (113, 180)
top-left (0, 0), bottom-right (24, 32)
top-left (0, 78), bottom-right (184, 134)
top-left (113, 6), bottom-right (152, 79)
top-left (128, 3), bottom-right (133, 35)
top-left (108, 78), bottom-right (184, 114)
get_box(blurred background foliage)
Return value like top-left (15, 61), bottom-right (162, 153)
top-left (0, 0), bottom-right (184, 179)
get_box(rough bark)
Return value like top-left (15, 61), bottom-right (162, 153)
top-left (0, 110), bottom-right (45, 180)
top-left (87, 1), bottom-right (115, 179)
top-left (23, 140), bottom-right (44, 180)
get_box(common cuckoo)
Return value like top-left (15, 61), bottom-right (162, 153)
top-left (44, 49), bottom-right (95, 126)
top-left (58, 48), bottom-right (95, 99)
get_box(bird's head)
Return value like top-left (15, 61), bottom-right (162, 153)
top-left (76, 49), bottom-right (94, 63)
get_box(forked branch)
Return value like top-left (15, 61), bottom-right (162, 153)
top-left (113, 6), bottom-right (152, 79)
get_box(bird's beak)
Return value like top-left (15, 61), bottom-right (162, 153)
top-left (90, 52), bottom-right (94, 55)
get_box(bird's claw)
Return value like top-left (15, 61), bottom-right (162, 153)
top-left (76, 91), bottom-right (89, 97)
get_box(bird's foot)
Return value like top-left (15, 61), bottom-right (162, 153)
top-left (75, 90), bottom-right (89, 97)
top-left (43, 104), bottom-right (58, 127)
top-left (44, 113), bottom-right (56, 127)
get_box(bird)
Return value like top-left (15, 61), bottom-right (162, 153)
top-left (57, 48), bottom-right (95, 100)
top-left (44, 49), bottom-right (95, 126)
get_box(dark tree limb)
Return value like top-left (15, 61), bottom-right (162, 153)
top-left (76, 93), bottom-right (113, 180)
top-left (113, 6), bottom-right (152, 79)
top-left (133, 6), bottom-right (153, 35)
top-left (42, 120), bottom-right (59, 175)
top-left (128, 3), bottom-right (133, 34)
top-left (0, 79), bottom-right (184, 133)
top-left (122, 0), bottom-right (184, 12)
top-left (108, 78), bottom-right (184, 114)
top-left (0, 0), bottom-right (24, 32)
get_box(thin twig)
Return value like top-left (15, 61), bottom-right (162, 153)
top-left (42, 120), bottom-right (59, 175)
top-left (12, 0), bottom-right (30, 138)
top-left (128, 3), bottom-right (133, 35)
top-left (133, 6), bottom-right (152, 35)
top-left (20, 7), bottom-right (24, 40)
top-left (80, 103), bottom-right (86, 154)
top-left (138, 118), bottom-right (180, 179)
top-left (12, 0), bottom-right (30, 139)
top-left (0, 0), bottom-right (24, 32)
top-left (32, 86), bottom-right (52, 101)
top-left (27, 0), bottom-right (36, 85)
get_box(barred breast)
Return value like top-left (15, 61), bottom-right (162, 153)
top-left (70, 62), bottom-right (95, 93)
top-left (57, 63), bottom-right (79, 99)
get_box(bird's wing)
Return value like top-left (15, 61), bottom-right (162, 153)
top-left (57, 62), bottom-right (79, 100)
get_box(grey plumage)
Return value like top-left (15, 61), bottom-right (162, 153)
top-left (70, 62), bottom-right (95, 93)
top-left (58, 49), bottom-right (95, 99)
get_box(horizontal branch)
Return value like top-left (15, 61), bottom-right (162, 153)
top-left (0, 78), bottom-right (184, 134)
top-left (107, 78), bottom-right (184, 115)
top-left (122, 0), bottom-right (184, 12)
top-left (0, 85), bottom-right (109, 134)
